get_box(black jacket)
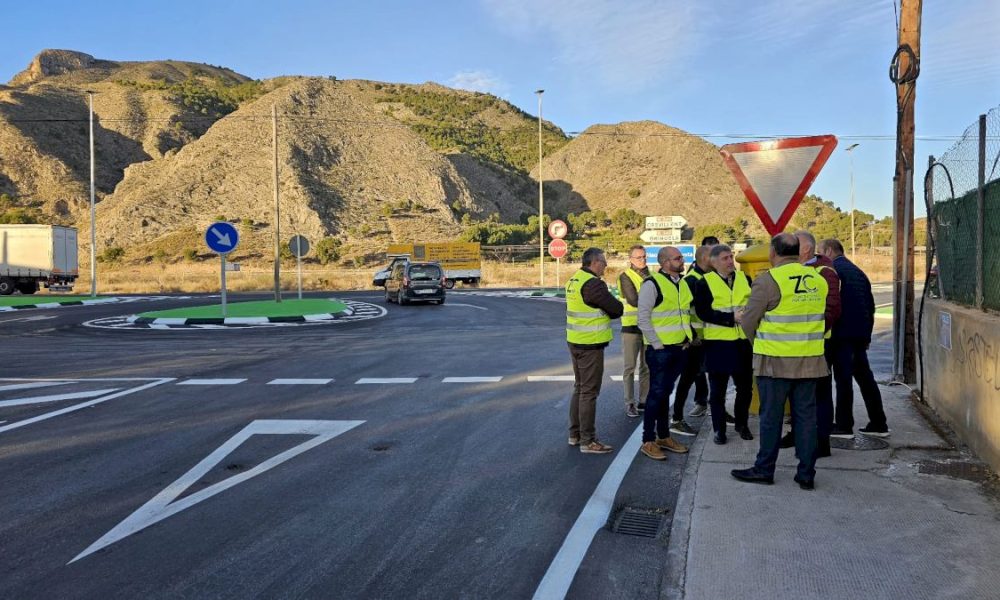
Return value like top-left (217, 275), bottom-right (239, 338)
top-left (570, 268), bottom-right (624, 349)
top-left (831, 255), bottom-right (875, 341)
top-left (694, 271), bottom-right (753, 375)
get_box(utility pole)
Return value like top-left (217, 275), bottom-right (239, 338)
top-left (536, 89), bottom-right (545, 289)
top-left (272, 103), bottom-right (281, 303)
top-left (891, 0), bottom-right (921, 383)
top-left (88, 91), bottom-right (97, 298)
top-left (845, 143), bottom-right (859, 260)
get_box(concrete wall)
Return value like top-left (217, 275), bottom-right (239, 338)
top-left (921, 298), bottom-right (1000, 471)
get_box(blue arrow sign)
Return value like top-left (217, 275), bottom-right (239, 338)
top-left (205, 222), bottom-right (239, 254)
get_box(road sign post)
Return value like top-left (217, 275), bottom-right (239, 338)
top-left (289, 235), bottom-right (310, 300)
top-left (548, 239), bottom-right (568, 288)
top-left (205, 222), bottom-right (240, 318)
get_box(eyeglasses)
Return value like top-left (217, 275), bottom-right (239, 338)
top-left (630, 255), bottom-right (646, 260)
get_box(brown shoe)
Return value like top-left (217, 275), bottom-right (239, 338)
top-left (640, 441), bottom-right (666, 461)
top-left (655, 437), bottom-right (689, 454)
top-left (580, 440), bottom-right (614, 454)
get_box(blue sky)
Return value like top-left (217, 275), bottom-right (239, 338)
top-left (4, 0), bottom-right (998, 219)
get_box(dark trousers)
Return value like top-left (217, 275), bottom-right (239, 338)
top-left (708, 369), bottom-right (752, 434)
top-left (569, 344), bottom-right (605, 444)
top-left (832, 338), bottom-right (887, 430)
top-left (673, 344), bottom-right (708, 421)
top-left (643, 345), bottom-right (687, 443)
top-left (816, 343), bottom-right (835, 452)
top-left (754, 376), bottom-right (818, 481)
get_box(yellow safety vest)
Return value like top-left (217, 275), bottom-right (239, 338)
top-left (684, 270), bottom-right (705, 335)
top-left (620, 268), bottom-right (646, 328)
top-left (702, 271), bottom-right (751, 341)
top-left (566, 269), bottom-right (613, 345)
top-left (643, 272), bottom-right (693, 346)
top-left (754, 262), bottom-right (829, 357)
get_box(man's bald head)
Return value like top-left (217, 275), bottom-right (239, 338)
top-left (769, 233), bottom-right (800, 266)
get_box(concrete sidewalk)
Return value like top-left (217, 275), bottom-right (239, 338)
top-left (664, 384), bottom-right (1000, 600)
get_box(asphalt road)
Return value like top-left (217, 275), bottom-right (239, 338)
top-left (0, 291), bottom-right (690, 599)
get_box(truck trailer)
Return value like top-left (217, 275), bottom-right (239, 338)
top-left (0, 225), bottom-right (79, 295)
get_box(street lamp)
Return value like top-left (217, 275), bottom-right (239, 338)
top-left (87, 90), bottom-right (97, 298)
top-left (535, 89), bottom-right (544, 289)
top-left (845, 143), bottom-right (860, 260)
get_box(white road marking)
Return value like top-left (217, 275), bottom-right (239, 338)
top-left (610, 375), bottom-right (624, 381)
top-left (0, 315), bottom-right (57, 324)
top-left (527, 375), bottom-right (575, 382)
top-left (177, 378), bottom-right (247, 385)
top-left (266, 379), bottom-right (333, 385)
top-left (446, 303), bottom-right (488, 310)
top-left (0, 388), bottom-right (121, 408)
top-left (70, 419), bottom-right (364, 563)
top-left (442, 376), bottom-right (503, 383)
top-left (0, 378), bottom-right (175, 434)
top-left (0, 381), bottom-right (71, 392)
top-left (355, 377), bottom-right (418, 384)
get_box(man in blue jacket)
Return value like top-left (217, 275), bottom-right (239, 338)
top-left (819, 239), bottom-right (890, 438)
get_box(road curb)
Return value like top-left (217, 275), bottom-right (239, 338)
top-left (131, 306), bottom-right (355, 326)
top-left (660, 414), bottom-right (710, 600)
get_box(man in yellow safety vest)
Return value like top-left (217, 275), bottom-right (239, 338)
top-left (566, 247), bottom-right (624, 454)
top-left (731, 233), bottom-right (829, 490)
top-left (619, 244), bottom-right (651, 418)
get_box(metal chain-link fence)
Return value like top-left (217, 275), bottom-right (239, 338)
top-left (929, 106), bottom-right (1000, 311)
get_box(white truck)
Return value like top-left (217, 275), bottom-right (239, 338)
top-left (0, 225), bottom-right (79, 295)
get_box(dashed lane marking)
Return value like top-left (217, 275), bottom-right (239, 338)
top-left (355, 378), bottom-right (418, 384)
top-left (177, 378), bottom-right (247, 386)
top-left (266, 379), bottom-right (334, 385)
top-left (442, 377), bottom-right (503, 383)
top-left (527, 375), bottom-right (575, 382)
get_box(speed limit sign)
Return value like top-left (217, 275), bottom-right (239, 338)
top-left (548, 219), bottom-right (568, 239)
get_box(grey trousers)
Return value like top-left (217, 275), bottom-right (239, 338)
top-left (569, 344), bottom-right (605, 444)
top-left (622, 331), bottom-right (649, 405)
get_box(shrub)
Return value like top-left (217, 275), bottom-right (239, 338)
top-left (182, 248), bottom-right (198, 261)
top-left (315, 237), bottom-right (342, 265)
top-left (627, 188), bottom-right (641, 199)
top-left (100, 246), bottom-right (126, 263)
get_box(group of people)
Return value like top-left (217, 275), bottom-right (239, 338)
top-left (565, 232), bottom-right (888, 489)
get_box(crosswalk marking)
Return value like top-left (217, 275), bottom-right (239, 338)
top-left (0, 381), bottom-right (71, 392)
top-left (0, 388), bottom-right (121, 408)
top-left (527, 375), bottom-right (575, 382)
top-left (355, 378), bottom-right (418, 384)
top-left (442, 377), bottom-right (503, 383)
top-left (177, 379), bottom-right (247, 386)
top-left (267, 379), bottom-right (333, 385)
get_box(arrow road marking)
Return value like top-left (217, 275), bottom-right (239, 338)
top-left (70, 419), bottom-right (364, 563)
top-left (210, 227), bottom-right (232, 247)
top-left (0, 388), bottom-right (121, 408)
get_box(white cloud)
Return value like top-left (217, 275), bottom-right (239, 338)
top-left (447, 70), bottom-right (511, 96)
top-left (481, 0), bottom-right (701, 89)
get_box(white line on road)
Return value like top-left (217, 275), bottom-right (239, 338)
top-left (442, 376), bottom-right (503, 383)
top-left (609, 375), bottom-right (624, 381)
top-left (532, 423), bottom-right (645, 600)
top-left (527, 375), bottom-right (575, 382)
top-left (266, 379), bottom-right (333, 385)
top-left (446, 303), bottom-right (488, 310)
top-left (0, 315), bottom-right (57, 324)
top-left (355, 378), bottom-right (418, 384)
top-left (0, 388), bottom-right (121, 408)
top-left (177, 378), bottom-right (247, 385)
top-left (0, 381), bottom-right (71, 392)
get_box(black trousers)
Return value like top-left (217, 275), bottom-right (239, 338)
top-left (832, 338), bottom-right (887, 430)
top-left (708, 369), bottom-right (752, 433)
top-left (755, 376), bottom-right (818, 481)
top-left (673, 344), bottom-right (708, 421)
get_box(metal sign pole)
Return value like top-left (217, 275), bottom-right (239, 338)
top-left (556, 257), bottom-right (560, 288)
top-left (297, 254), bottom-right (303, 300)
top-left (220, 253), bottom-right (227, 318)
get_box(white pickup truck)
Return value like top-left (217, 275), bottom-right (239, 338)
top-left (0, 224), bottom-right (79, 295)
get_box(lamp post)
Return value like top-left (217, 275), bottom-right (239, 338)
top-left (535, 89), bottom-right (544, 289)
top-left (87, 90), bottom-right (96, 298)
top-left (846, 143), bottom-right (860, 260)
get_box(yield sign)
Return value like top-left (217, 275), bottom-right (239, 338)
top-left (719, 135), bottom-right (838, 236)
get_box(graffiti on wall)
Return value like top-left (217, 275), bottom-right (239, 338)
top-left (950, 326), bottom-right (1000, 392)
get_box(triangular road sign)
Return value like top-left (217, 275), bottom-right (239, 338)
top-left (719, 135), bottom-right (838, 236)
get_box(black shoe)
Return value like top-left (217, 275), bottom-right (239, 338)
top-left (859, 424), bottom-right (891, 438)
top-left (725, 412), bottom-right (736, 424)
top-left (637, 403), bottom-right (646, 413)
top-left (830, 426), bottom-right (853, 439)
top-left (794, 475), bottom-right (815, 490)
top-left (731, 468), bottom-right (774, 485)
top-left (779, 432), bottom-right (795, 448)
top-left (737, 426), bottom-right (754, 441)
top-left (713, 432), bottom-right (727, 445)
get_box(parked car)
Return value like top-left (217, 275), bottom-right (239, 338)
top-left (385, 261), bottom-right (446, 305)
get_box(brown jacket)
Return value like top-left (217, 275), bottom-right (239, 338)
top-left (741, 257), bottom-right (829, 379)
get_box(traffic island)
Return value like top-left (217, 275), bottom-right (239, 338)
top-left (528, 288), bottom-right (566, 298)
top-left (133, 298), bottom-right (352, 325)
top-left (0, 295), bottom-right (119, 311)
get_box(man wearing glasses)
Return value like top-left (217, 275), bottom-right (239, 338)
top-left (619, 245), bottom-right (651, 418)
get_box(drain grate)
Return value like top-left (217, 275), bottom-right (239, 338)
top-left (830, 435), bottom-right (890, 451)
top-left (917, 460), bottom-right (992, 483)
top-left (613, 508), bottom-right (664, 538)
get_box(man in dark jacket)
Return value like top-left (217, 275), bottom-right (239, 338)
top-left (566, 248), bottom-right (625, 454)
top-left (819, 239), bottom-right (890, 438)
top-left (671, 244), bottom-right (712, 434)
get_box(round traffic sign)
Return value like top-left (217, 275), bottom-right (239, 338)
top-left (205, 221), bottom-right (239, 254)
top-left (548, 219), bottom-right (568, 239)
top-left (548, 239), bottom-right (568, 259)
top-left (288, 235), bottom-right (310, 258)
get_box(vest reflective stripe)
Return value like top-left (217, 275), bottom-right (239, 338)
top-left (685, 271), bottom-right (705, 331)
top-left (620, 268), bottom-right (646, 327)
top-left (566, 269), bottom-right (613, 344)
top-left (753, 262), bottom-right (828, 357)
top-left (702, 271), bottom-right (751, 341)
top-left (643, 272), bottom-right (693, 346)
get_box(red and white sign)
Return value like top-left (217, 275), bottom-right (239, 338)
top-left (719, 135), bottom-right (838, 236)
top-left (548, 239), bottom-right (568, 259)
top-left (548, 219), bottom-right (568, 240)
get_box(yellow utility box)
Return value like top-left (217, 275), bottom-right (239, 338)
top-left (735, 243), bottom-right (781, 415)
